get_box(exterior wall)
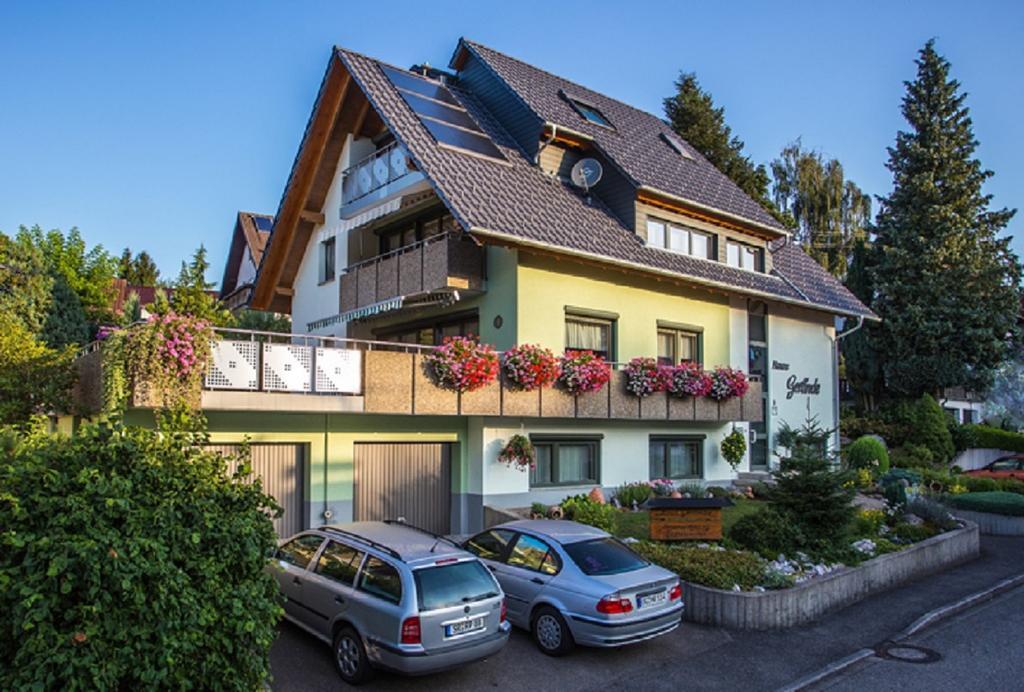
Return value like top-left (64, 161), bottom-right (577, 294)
top-left (515, 252), bottom-right (732, 365)
top-left (537, 144), bottom-right (635, 228)
top-left (236, 245), bottom-right (257, 288)
top-left (766, 304), bottom-right (837, 459)
top-left (474, 418), bottom-right (740, 510)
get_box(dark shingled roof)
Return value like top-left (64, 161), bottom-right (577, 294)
top-left (333, 44), bottom-right (875, 320)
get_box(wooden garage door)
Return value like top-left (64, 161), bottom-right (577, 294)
top-left (353, 443), bottom-right (452, 535)
top-left (206, 443), bottom-right (306, 538)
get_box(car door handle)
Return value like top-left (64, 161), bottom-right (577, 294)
top-left (292, 576), bottom-right (302, 586)
top-left (531, 577), bottom-right (545, 585)
top-left (487, 565), bottom-right (497, 572)
top-left (334, 595), bottom-right (346, 605)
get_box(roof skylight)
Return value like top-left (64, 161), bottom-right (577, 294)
top-left (661, 132), bottom-right (694, 160)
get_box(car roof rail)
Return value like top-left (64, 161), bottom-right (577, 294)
top-left (318, 526), bottom-right (403, 561)
top-left (382, 519), bottom-right (463, 552)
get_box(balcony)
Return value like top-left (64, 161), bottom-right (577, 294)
top-left (340, 141), bottom-right (426, 219)
top-left (333, 232), bottom-right (485, 324)
top-left (75, 329), bottom-right (762, 423)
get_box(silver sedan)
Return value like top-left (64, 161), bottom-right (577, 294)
top-left (463, 520), bottom-right (683, 655)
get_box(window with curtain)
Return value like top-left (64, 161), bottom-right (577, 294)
top-left (657, 327), bottom-right (700, 366)
top-left (649, 437), bottom-right (702, 479)
top-left (565, 315), bottom-right (613, 359)
top-left (530, 438), bottom-right (600, 487)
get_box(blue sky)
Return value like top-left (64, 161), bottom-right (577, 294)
top-left (1, 1), bottom-right (1021, 284)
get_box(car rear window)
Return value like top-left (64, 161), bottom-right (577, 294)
top-left (563, 538), bottom-right (648, 576)
top-left (413, 560), bottom-right (500, 611)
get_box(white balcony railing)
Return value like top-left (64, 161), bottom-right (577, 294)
top-left (340, 141), bottom-right (412, 207)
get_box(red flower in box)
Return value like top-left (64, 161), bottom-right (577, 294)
top-left (424, 336), bottom-right (499, 393)
top-left (708, 366), bottom-right (750, 400)
top-left (558, 350), bottom-right (612, 395)
top-left (502, 343), bottom-right (561, 391)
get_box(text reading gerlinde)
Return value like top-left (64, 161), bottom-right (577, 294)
top-left (785, 375), bottom-right (821, 399)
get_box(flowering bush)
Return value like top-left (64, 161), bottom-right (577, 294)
top-left (623, 357), bottom-right (670, 397)
top-left (502, 344), bottom-right (561, 391)
top-left (424, 336), bottom-right (499, 393)
top-left (666, 361), bottom-right (713, 398)
top-left (156, 312), bottom-right (209, 379)
top-left (558, 350), bottom-right (612, 395)
top-left (649, 478), bottom-right (677, 497)
top-left (498, 434), bottom-right (535, 471)
top-left (708, 366), bottom-right (750, 400)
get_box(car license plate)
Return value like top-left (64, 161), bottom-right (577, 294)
top-left (445, 616), bottom-right (485, 638)
top-left (637, 591), bottom-right (667, 609)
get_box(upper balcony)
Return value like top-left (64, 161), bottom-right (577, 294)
top-left (340, 141), bottom-right (427, 219)
top-left (334, 231), bottom-right (485, 323)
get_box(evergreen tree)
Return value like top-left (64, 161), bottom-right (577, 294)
top-left (771, 141), bottom-right (872, 278)
top-left (841, 240), bottom-right (885, 408)
top-left (663, 73), bottom-right (780, 220)
top-left (168, 246), bottom-right (233, 326)
top-left (118, 248), bottom-right (160, 286)
top-left (870, 40), bottom-right (1021, 397)
top-left (41, 275), bottom-right (89, 349)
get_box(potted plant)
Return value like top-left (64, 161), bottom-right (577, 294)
top-left (558, 350), bottom-right (612, 395)
top-left (498, 433), bottom-right (535, 472)
top-left (424, 336), bottom-right (499, 393)
top-left (666, 361), bottom-right (713, 398)
top-left (708, 366), bottom-right (750, 400)
top-left (502, 343), bottom-right (561, 391)
top-left (721, 427), bottom-right (748, 471)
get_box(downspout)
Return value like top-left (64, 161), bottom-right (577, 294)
top-left (535, 124), bottom-right (557, 166)
top-left (831, 316), bottom-right (865, 458)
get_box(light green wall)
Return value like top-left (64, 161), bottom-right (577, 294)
top-left (515, 253), bottom-right (732, 365)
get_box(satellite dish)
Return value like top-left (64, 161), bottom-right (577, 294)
top-left (571, 158), bottom-right (603, 191)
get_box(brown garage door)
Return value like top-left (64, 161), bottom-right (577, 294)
top-left (206, 443), bottom-right (306, 538)
top-left (353, 443), bottom-right (452, 535)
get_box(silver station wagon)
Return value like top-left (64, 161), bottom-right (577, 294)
top-left (270, 521), bottom-right (510, 684)
top-left (463, 520), bottom-right (683, 655)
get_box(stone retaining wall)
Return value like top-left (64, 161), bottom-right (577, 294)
top-left (681, 521), bottom-right (980, 630)
top-left (949, 509), bottom-right (1024, 536)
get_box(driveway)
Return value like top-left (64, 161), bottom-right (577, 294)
top-left (269, 535), bottom-right (1024, 691)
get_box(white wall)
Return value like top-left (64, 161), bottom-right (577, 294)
top-left (236, 246), bottom-right (257, 288)
top-left (767, 305), bottom-right (836, 458)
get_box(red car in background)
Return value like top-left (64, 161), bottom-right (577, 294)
top-left (965, 455), bottom-right (1024, 479)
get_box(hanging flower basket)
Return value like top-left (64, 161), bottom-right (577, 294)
top-left (424, 336), bottom-right (499, 393)
top-left (623, 357), bottom-right (670, 397)
top-left (721, 427), bottom-right (748, 470)
top-left (502, 343), bottom-right (561, 391)
top-left (667, 361), bottom-right (713, 398)
top-left (708, 366), bottom-right (750, 401)
top-left (498, 434), bottom-right (535, 471)
top-left (558, 350), bottom-right (612, 395)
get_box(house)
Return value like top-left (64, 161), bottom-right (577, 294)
top-left (219, 211), bottom-right (274, 311)
top-left (110, 279), bottom-right (216, 319)
top-left (97, 39), bottom-right (875, 537)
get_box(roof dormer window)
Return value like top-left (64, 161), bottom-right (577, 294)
top-left (561, 90), bottom-right (613, 129)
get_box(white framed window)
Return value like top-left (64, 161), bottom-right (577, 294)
top-left (646, 217), bottom-right (712, 260)
top-left (726, 240), bottom-right (764, 272)
top-left (565, 315), bottom-right (614, 359)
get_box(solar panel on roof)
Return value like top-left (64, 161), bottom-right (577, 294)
top-left (380, 65), bottom-right (505, 161)
top-left (252, 216), bottom-right (273, 231)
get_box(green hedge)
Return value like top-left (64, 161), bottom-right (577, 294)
top-left (630, 541), bottom-right (765, 590)
top-left (947, 491), bottom-right (1024, 517)
top-left (961, 425), bottom-right (1024, 453)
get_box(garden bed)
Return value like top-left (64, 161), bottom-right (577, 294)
top-left (679, 520), bottom-right (979, 630)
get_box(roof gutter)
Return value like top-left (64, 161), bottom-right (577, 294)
top-left (636, 185), bottom-right (790, 239)
top-left (467, 225), bottom-right (876, 321)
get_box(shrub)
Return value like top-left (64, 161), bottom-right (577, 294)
top-left (630, 541), bottom-right (766, 590)
top-left (424, 336), bottom-right (499, 393)
top-left (0, 422), bottom-right (281, 690)
top-left (892, 522), bottom-right (938, 543)
top-left (852, 508), bottom-right (887, 537)
top-left (558, 350), bottom-right (611, 394)
top-left (649, 478), bottom-right (677, 497)
top-left (845, 436), bottom-right (890, 475)
top-left (613, 482), bottom-right (652, 507)
top-left (963, 425), bottom-right (1024, 453)
top-left (623, 357), bottom-right (668, 397)
top-left (560, 495), bottom-right (617, 532)
top-left (999, 478), bottom-right (1024, 495)
top-left (708, 366), bottom-right (749, 400)
top-left (890, 444), bottom-right (935, 469)
top-left (0, 313), bottom-right (76, 424)
top-left (666, 361), bottom-right (712, 398)
top-left (906, 496), bottom-right (959, 530)
top-left (879, 468), bottom-right (922, 508)
top-left (502, 344), bottom-right (560, 391)
top-left (728, 505), bottom-right (802, 559)
top-left (676, 481), bottom-right (705, 498)
top-left (909, 394), bottom-right (955, 465)
top-left (962, 476), bottom-right (1000, 493)
top-left (946, 491), bottom-right (1024, 517)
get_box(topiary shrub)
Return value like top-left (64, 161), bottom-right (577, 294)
top-left (947, 491), bottom-right (1024, 517)
top-left (962, 475), bottom-right (1000, 493)
top-left (0, 421), bottom-right (282, 690)
top-left (910, 394), bottom-right (955, 465)
top-left (845, 435), bottom-right (890, 475)
top-left (728, 505), bottom-right (803, 558)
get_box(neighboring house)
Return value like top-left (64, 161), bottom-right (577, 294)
top-left (99, 39), bottom-right (875, 536)
top-left (219, 211), bottom-right (273, 311)
top-left (110, 279), bottom-right (168, 319)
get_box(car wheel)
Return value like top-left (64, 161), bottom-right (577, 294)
top-left (333, 626), bottom-right (374, 685)
top-left (531, 606), bottom-right (574, 656)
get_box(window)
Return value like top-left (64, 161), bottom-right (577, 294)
top-left (530, 437), bottom-right (601, 487)
top-left (506, 534), bottom-right (561, 575)
top-left (963, 409), bottom-right (976, 424)
top-left (464, 529), bottom-right (517, 561)
top-left (378, 311), bottom-right (479, 347)
top-left (357, 556), bottom-right (402, 604)
top-left (316, 541), bottom-right (364, 586)
top-left (318, 237), bottom-right (336, 284)
top-left (726, 240), bottom-right (764, 272)
top-left (646, 218), bottom-right (711, 259)
top-left (563, 538), bottom-right (648, 576)
top-left (657, 327), bottom-right (700, 366)
top-left (649, 436), bottom-right (703, 479)
top-left (661, 131), bottom-right (694, 160)
top-left (568, 98), bottom-right (613, 128)
top-left (275, 534), bottom-right (324, 570)
top-left (413, 561), bottom-right (500, 611)
top-left (565, 315), bottom-right (614, 359)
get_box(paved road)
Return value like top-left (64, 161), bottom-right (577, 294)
top-left (818, 583), bottom-right (1024, 691)
top-left (269, 536), bottom-right (1024, 691)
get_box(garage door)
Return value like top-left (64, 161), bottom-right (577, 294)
top-left (206, 443), bottom-right (306, 538)
top-left (353, 443), bottom-right (452, 535)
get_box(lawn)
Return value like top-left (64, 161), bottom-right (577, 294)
top-left (611, 497), bottom-right (768, 541)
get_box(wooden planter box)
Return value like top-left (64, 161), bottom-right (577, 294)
top-left (648, 498), bottom-right (734, 541)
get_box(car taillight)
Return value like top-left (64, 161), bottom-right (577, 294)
top-left (400, 616), bottom-right (421, 644)
top-left (669, 583), bottom-right (682, 601)
top-left (500, 599), bottom-right (508, 622)
top-left (596, 594), bottom-right (634, 614)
